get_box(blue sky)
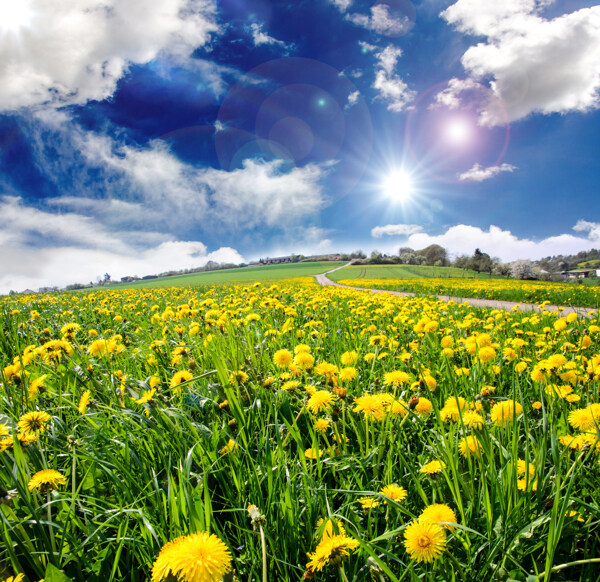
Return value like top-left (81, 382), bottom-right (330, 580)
top-left (1, 0), bottom-right (599, 292)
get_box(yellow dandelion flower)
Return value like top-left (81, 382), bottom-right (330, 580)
top-left (151, 532), bottom-right (232, 582)
top-left (458, 435), bottom-right (483, 458)
top-left (338, 367), bottom-right (357, 383)
top-left (294, 352), bottom-right (315, 370)
top-left (78, 390), bottom-right (92, 414)
top-left (17, 411), bottom-right (51, 435)
top-left (304, 448), bottom-right (321, 460)
top-left (403, 519), bottom-right (446, 563)
top-left (219, 439), bottom-right (237, 455)
top-left (88, 339), bottom-right (109, 357)
top-left (340, 351), bottom-right (358, 366)
top-left (170, 370), bottom-right (193, 391)
top-left (379, 484), bottom-right (408, 503)
top-left (307, 390), bottom-right (335, 414)
top-left (490, 400), bottom-right (523, 426)
top-left (28, 469), bottom-right (67, 493)
top-left (419, 504), bottom-right (457, 531)
top-left (353, 394), bottom-right (385, 420)
top-left (358, 496), bottom-right (380, 510)
top-left (517, 459), bottom-right (535, 478)
top-left (273, 349), bottom-right (293, 368)
top-left (414, 397), bottom-right (433, 417)
top-left (314, 418), bottom-right (331, 433)
top-left (419, 460), bottom-right (445, 475)
top-left (315, 517), bottom-right (346, 541)
top-left (517, 479), bottom-right (538, 491)
top-left (462, 410), bottom-right (485, 429)
top-left (383, 370), bottom-right (410, 387)
top-left (306, 534), bottom-right (360, 572)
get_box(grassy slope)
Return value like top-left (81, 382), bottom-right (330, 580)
top-left (327, 264), bottom-right (496, 282)
top-left (106, 261), bottom-right (347, 289)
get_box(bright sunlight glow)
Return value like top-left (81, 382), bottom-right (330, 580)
top-left (383, 170), bottom-right (413, 202)
top-left (0, 2), bottom-right (33, 33)
top-left (444, 118), bottom-right (472, 146)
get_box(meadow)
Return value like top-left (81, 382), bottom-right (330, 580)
top-left (1, 279), bottom-right (599, 582)
top-left (110, 262), bottom-right (347, 289)
top-left (328, 267), bottom-right (600, 309)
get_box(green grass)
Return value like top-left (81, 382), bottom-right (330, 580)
top-left (104, 262), bottom-right (347, 289)
top-left (327, 264), bottom-right (494, 282)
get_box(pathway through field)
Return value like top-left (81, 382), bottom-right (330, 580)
top-left (315, 264), bottom-right (595, 317)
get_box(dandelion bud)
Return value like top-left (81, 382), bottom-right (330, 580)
top-left (247, 504), bottom-right (267, 528)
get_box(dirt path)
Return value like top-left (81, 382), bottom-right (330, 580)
top-left (314, 267), bottom-right (596, 317)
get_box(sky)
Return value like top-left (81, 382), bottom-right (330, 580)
top-left (1, 0), bottom-right (600, 292)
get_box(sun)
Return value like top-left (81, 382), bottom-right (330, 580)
top-left (383, 170), bottom-right (413, 202)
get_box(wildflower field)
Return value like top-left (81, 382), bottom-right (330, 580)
top-left (333, 276), bottom-right (600, 309)
top-left (1, 280), bottom-right (600, 582)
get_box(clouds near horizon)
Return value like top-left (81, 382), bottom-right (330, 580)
top-left (371, 223), bottom-right (600, 263)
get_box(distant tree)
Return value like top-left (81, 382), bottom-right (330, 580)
top-left (398, 246), bottom-right (414, 256)
top-left (351, 249), bottom-right (366, 259)
top-left (493, 262), bottom-right (511, 277)
top-left (510, 259), bottom-right (537, 280)
top-left (469, 248), bottom-right (492, 273)
top-left (416, 244), bottom-right (448, 266)
top-left (400, 252), bottom-right (417, 265)
top-left (453, 254), bottom-right (471, 269)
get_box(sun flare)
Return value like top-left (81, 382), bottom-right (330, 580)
top-left (443, 118), bottom-right (472, 146)
top-left (383, 170), bottom-right (413, 202)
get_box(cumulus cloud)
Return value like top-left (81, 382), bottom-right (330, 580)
top-left (0, 243), bottom-right (244, 295)
top-left (329, 0), bottom-right (353, 12)
top-left (249, 23), bottom-right (290, 50)
top-left (401, 223), bottom-right (599, 262)
top-left (346, 4), bottom-right (412, 36)
top-left (28, 115), bottom-right (331, 234)
top-left (441, 1), bottom-right (600, 124)
top-left (573, 220), bottom-right (600, 241)
top-left (458, 163), bottom-right (517, 182)
top-left (0, 0), bottom-right (218, 111)
top-left (346, 90), bottom-right (360, 109)
top-left (371, 224), bottom-right (424, 238)
top-left (372, 45), bottom-right (416, 112)
top-left (0, 195), bottom-right (244, 293)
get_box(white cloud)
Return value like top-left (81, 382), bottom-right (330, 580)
top-left (458, 163), bottom-right (517, 182)
top-left (0, 195), bottom-right (244, 293)
top-left (401, 223), bottom-right (599, 262)
top-left (0, 0), bottom-right (218, 111)
top-left (372, 45), bottom-right (416, 112)
top-left (203, 159), bottom-right (329, 229)
top-left (346, 4), bottom-right (412, 36)
top-left (249, 23), bottom-right (290, 50)
top-left (371, 224), bottom-right (424, 238)
top-left (0, 243), bottom-right (244, 295)
top-left (441, 1), bottom-right (600, 124)
top-left (345, 90), bottom-right (360, 109)
top-left (329, 0), bottom-right (353, 12)
top-left (573, 220), bottom-right (600, 241)
top-left (32, 118), bottom-right (330, 234)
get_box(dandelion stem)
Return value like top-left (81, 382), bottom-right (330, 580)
top-left (338, 564), bottom-right (350, 582)
top-left (259, 524), bottom-right (267, 582)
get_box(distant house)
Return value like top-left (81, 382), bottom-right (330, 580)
top-left (22, 289), bottom-right (37, 295)
top-left (562, 270), bottom-right (595, 279)
top-left (261, 256), bottom-right (292, 265)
